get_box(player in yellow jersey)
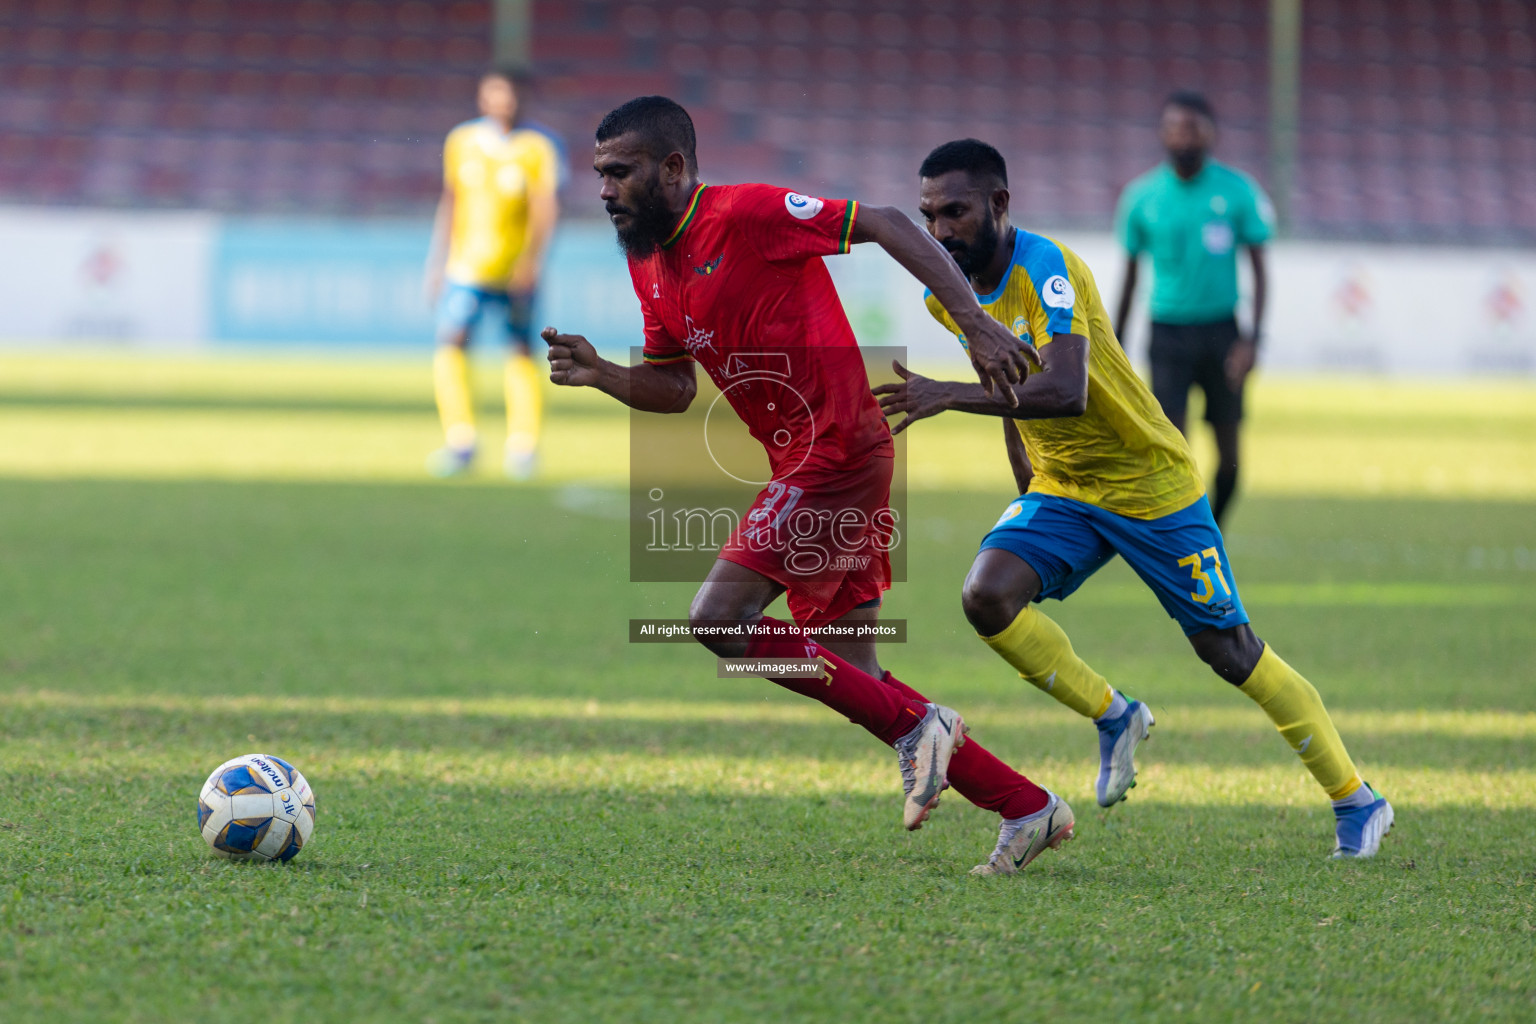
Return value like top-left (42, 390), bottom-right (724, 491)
top-left (424, 68), bottom-right (561, 479)
top-left (873, 140), bottom-right (1394, 858)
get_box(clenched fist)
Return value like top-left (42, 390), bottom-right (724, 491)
top-left (542, 327), bottom-right (603, 388)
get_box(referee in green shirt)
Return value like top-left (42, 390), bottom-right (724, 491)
top-left (1113, 91), bottom-right (1274, 525)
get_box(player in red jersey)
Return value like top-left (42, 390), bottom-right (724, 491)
top-left (542, 97), bottom-right (1070, 875)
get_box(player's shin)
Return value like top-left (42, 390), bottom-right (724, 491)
top-left (505, 351), bottom-right (544, 456)
top-left (881, 670), bottom-right (1050, 819)
top-left (433, 346), bottom-right (477, 450)
top-left (1239, 644), bottom-right (1363, 800)
top-left (744, 618), bottom-right (927, 744)
top-left (980, 606), bottom-right (1115, 720)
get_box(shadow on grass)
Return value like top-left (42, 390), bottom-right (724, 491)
top-left (2, 767), bottom-right (1530, 893)
top-left (3, 695), bottom-right (1531, 774)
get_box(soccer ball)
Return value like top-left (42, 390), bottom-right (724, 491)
top-left (197, 753), bottom-right (316, 862)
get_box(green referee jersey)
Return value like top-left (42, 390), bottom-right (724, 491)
top-left (1115, 160), bottom-right (1274, 324)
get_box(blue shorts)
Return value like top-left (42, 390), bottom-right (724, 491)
top-left (980, 493), bottom-right (1248, 636)
top-left (435, 282), bottom-right (535, 347)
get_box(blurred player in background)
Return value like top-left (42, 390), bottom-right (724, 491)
top-left (424, 68), bottom-right (561, 479)
top-left (1113, 91), bottom-right (1272, 525)
top-left (545, 97), bottom-right (1071, 876)
top-left (876, 139), bottom-right (1392, 859)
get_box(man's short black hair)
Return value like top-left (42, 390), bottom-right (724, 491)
top-left (482, 65), bottom-right (527, 88)
top-left (919, 139), bottom-right (1008, 189)
top-left (596, 96), bottom-right (698, 172)
top-left (1165, 90), bottom-right (1216, 123)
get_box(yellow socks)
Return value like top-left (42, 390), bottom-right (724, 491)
top-left (433, 348), bottom-right (543, 455)
top-left (981, 606), bottom-right (1114, 720)
top-left (1240, 644), bottom-right (1363, 800)
top-left (505, 352), bottom-right (544, 456)
top-left (433, 346), bottom-right (476, 451)
top-left (983, 605), bottom-right (1364, 801)
top-left (433, 348), bottom-right (542, 471)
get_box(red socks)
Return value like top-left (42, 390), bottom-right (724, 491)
top-left (739, 616), bottom-right (1051, 820)
top-left (743, 617), bottom-right (926, 745)
top-left (881, 670), bottom-right (1050, 820)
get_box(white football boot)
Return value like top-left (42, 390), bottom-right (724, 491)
top-left (971, 791), bottom-right (1076, 876)
top-left (894, 703), bottom-right (967, 830)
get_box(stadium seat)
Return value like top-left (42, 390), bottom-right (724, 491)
top-left (0, 0), bottom-right (1523, 239)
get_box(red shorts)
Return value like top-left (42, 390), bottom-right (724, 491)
top-left (719, 454), bottom-right (895, 627)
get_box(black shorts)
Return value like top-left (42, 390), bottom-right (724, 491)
top-left (1149, 316), bottom-right (1244, 426)
top-left (507, 289), bottom-right (536, 348)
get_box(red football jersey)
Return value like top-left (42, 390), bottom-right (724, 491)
top-left (630, 183), bottom-right (893, 476)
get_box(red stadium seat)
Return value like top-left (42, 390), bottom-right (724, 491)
top-left (0, 0), bottom-right (1519, 236)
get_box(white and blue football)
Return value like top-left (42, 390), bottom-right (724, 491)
top-left (197, 753), bottom-right (316, 862)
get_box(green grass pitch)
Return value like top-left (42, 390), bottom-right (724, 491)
top-left (1, 353), bottom-right (1534, 1022)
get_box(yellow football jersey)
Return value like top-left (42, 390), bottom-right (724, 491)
top-left (443, 118), bottom-right (559, 288)
top-left (925, 229), bottom-right (1203, 519)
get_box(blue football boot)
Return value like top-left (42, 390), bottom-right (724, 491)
top-left (1095, 697), bottom-right (1154, 806)
top-left (1332, 783), bottom-right (1394, 858)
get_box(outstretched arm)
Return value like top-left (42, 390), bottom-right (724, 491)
top-left (851, 205), bottom-right (1035, 404)
top-left (542, 327), bottom-right (696, 414)
top-left (872, 334), bottom-right (1090, 434)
